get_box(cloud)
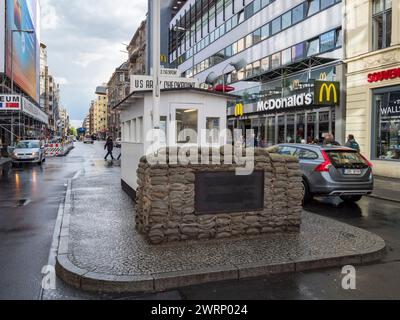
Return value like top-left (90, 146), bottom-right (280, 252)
top-left (54, 77), bottom-right (69, 85)
top-left (40, 0), bottom-right (147, 121)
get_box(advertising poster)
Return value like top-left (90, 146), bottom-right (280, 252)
top-left (5, 0), bottom-right (39, 101)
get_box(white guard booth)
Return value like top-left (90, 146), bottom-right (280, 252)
top-left (115, 88), bottom-right (235, 198)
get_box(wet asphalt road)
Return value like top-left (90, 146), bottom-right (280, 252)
top-left (1, 142), bottom-right (399, 300)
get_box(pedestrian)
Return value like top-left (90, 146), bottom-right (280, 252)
top-left (104, 136), bottom-right (115, 161)
top-left (323, 133), bottom-right (340, 146)
top-left (345, 134), bottom-right (360, 152)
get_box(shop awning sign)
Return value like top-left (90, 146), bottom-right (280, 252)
top-left (0, 95), bottom-right (21, 111)
top-left (314, 81), bottom-right (340, 105)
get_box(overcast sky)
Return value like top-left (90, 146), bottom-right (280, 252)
top-left (40, 0), bottom-right (147, 126)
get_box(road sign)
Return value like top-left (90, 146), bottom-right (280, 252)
top-left (130, 75), bottom-right (199, 92)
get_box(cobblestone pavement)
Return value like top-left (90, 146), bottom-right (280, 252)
top-left (56, 155), bottom-right (384, 291)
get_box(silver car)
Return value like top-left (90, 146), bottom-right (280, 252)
top-left (276, 144), bottom-right (374, 203)
top-left (11, 140), bottom-right (46, 166)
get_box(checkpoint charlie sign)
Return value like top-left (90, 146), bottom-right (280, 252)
top-left (131, 74), bottom-right (199, 92)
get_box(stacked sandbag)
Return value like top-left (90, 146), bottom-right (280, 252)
top-left (135, 146), bottom-right (303, 244)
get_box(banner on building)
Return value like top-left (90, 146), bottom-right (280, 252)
top-left (0, 94), bottom-right (22, 110)
top-left (22, 97), bottom-right (48, 124)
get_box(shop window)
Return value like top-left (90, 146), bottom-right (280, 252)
top-left (287, 115), bottom-right (295, 143)
top-left (306, 0), bottom-right (320, 16)
top-left (296, 114), bottom-right (306, 143)
top-left (281, 11), bottom-right (292, 30)
top-left (307, 113), bottom-right (317, 143)
top-left (320, 30), bottom-right (336, 52)
top-left (372, 0), bottom-right (392, 50)
top-left (292, 4), bottom-right (305, 24)
top-left (271, 17), bottom-right (281, 35)
top-left (374, 90), bottom-right (400, 161)
top-left (266, 117), bottom-right (276, 146)
top-left (318, 112), bottom-right (330, 142)
top-left (278, 116), bottom-right (285, 143)
top-left (176, 109), bottom-right (198, 144)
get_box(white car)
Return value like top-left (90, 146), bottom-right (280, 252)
top-left (115, 138), bottom-right (121, 148)
top-left (11, 140), bottom-right (46, 166)
top-left (83, 135), bottom-right (94, 144)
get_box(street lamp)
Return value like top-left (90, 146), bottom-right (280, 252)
top-left (11, 29), bottom-right (35, 93)
top-left (174, 26), bottom-right (195, 76)
top-left (221, 59), bottom-right (247, 93)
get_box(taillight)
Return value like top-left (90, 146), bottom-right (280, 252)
top-left (315, 151), bottom-right (333, 172)
top-left (360, 154), bottom-right (373, 168)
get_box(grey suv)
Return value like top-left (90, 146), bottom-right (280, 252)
top-left (276, 144), bottom-right (374, 203)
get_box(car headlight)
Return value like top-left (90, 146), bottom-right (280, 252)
top-left (33, 152), bottom-right (39, 157)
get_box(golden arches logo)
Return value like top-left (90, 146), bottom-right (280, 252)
top-left (319, 72), bottom-right (327, 80)
top-left (319, 83), bottom-right (338, 104)
top-left (235, 103), bottom-right (244, 117)
top-left (160, 54), bottom-right (167, 63)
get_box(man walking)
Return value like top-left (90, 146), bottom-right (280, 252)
top-left (345, 134), bottom-right (360, 152)
top-left (104, 136), bottom-right (115, 161)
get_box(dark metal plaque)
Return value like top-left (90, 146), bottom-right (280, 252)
top-left (195, 171), bottom-right (264, 215)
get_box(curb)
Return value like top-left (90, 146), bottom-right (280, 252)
top-left (368, 194), bottom-right (400, 204)
top-left (56, 179), bottom-right (387, 294)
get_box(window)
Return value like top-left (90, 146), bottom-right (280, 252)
top-left (225, 45), bottom-right (233, 57)
top-left (279, 48), bottom-right (290, 65)
top-left (253, 60), bottom-right (261, 75)
top-left (206, 117), bottom-right (220, 144)
top-left (271, 17), bottom-right (281, 35)
top-left (372, 0), bottom-right (392, 50)
top-left (281, 11), bottom-right (292, 30)
top-left (237, 10), bottom-right (245, 24)
top-left (292, 42), bottom-right (305, 61)
top-left (336, 28), bottom-right (343, 47)
top-left (176, 109), bottom-right (198, 144)
top-left (245, 64), bottom-right (253, 78)
top-left (373, 88), bottom-right (400, 161)
top-left (292, 4), bottom-right (305, 24)
top-left (298, 148), bottom-right (318, 160)
top-left (260, 24), bottom-right (270, 40)
top-left (244, 2), bottom-right (254, 19)
top-left (253, 28), bottom-right (262, 44)
top-left (307, 38), bottom-right (320, 56)
top-left (321, 0), bottom-right (335, 10)
top-left (320, 30), bottom-right (336, 52)
top-left (237, 38), bottom-right (245, 52)
top-left (245, 34), bottom-right (253, 48)
top-left (307, 0), bottom-right (320, 16)
top-left (261, 57), bottom-right (270, 72)
top-left (271, 52), bottom-right (281, 69)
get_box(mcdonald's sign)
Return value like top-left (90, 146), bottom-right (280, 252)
top-left (314, 81), bottom-right (340, 105)
top-left (235, 103), bottom-right (244, 117)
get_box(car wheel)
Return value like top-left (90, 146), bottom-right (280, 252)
top-left (340, 195), bottom-right (363, 203)
top-left (302, 179), bottom-right (313, 205)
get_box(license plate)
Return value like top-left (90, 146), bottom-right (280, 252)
top-left (344, 169), bottom-right (362, 175)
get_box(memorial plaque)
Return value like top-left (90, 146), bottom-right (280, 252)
top-left (195, 171), bottom-right (264, 215)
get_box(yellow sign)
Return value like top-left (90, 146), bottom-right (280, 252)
top-left (235, 103), bottom-right (244, 117)
top-left (160, 54), bottom-right (167, 63)
top-left (319, 72), bottom-right (327, 80)
top-left (314, 81), bottom-right (340, 105)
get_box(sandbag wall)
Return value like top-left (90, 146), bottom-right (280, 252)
top-left (135, 147), bottom-right (304, 244)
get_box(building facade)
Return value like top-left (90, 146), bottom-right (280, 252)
top-left (107, 62), bottom-right (129, 139)
top-left (128, 20), bottom-right (147, 76)
top-left (345, 0), bottom-right (400, 178)
top-left (93, 86), bottom-right (108, 139)
top-left (169, 0), bottom-right (345, 145)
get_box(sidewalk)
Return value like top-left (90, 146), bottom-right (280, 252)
top-left (55, 161), bottom-right (386, 293)
top-left (370, 176), bottom-right (400, 203)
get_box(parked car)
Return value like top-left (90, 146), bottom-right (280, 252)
top-left (11, 140), bottom-right (46, 166)
top-left (115, 138), bottom-right (121, 148)
top-left (276, 144), bottom-right (374, 204)
top-left (83, 135), bottom-right (94, 144)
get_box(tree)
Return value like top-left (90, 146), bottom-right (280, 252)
top-left (68, 127), bottom-right (78, 136)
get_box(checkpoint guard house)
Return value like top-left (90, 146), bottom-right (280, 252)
top-left (115, 72), bottom-right (236, 198)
